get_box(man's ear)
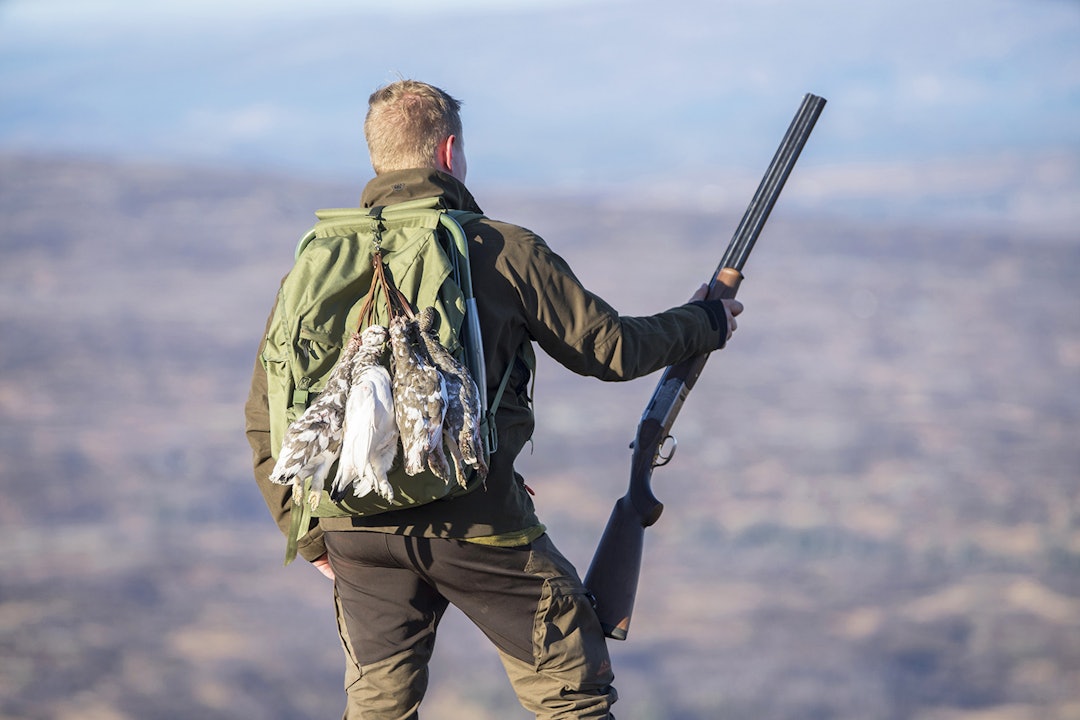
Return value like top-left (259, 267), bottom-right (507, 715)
top-left (436, 135), bottom-right (457, 174)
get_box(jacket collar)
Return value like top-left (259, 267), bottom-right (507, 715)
top-left (360, 168), bottom-right (483, 214)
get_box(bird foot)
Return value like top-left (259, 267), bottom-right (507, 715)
top-left (373, 476), bottom-right (396, 504)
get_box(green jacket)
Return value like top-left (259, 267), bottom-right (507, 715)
top-left (245, 169), bottom-right (726, 562)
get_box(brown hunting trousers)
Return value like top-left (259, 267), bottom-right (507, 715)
top-left (325, 531), bottom-right (617, 719)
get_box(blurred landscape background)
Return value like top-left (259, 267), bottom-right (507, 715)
top-left (2, 1), bottom-right (1078, 719)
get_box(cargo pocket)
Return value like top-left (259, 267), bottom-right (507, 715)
top-left (297, 325), bottom-right (342, 378)
top-left (529, 545), bottom-right (614, 692)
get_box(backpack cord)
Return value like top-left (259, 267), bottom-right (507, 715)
top-left (355, 251), bottom-right (415, 331)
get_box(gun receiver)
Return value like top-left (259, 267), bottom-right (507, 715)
top-left (583, 93), bottom-right (827, 640)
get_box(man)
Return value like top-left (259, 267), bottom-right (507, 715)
top-left (245, 79), bottom-right (743, 719)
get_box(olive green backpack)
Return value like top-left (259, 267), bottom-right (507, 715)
top-left (261, 196), bottom-right (515, 562)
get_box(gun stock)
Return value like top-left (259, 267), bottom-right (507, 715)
top-left (583, 93), bottom-right (826, 640)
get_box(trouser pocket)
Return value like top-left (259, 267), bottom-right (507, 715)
top-left (527, 538), bottom-right (614, 692)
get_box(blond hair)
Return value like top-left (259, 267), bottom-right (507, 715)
top-left (364, 80), bottom-right (463, 174)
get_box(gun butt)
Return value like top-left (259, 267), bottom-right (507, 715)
top-left (583, 493), bottom-right (662, 640)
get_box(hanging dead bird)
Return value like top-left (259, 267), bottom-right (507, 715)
top-left (332, 361), bottom-right (398, 504)
top-left (270, 324), bottom-right (388, 510)
top-left (416, 306), bottom-right (488, 488)
top-left (389, 314), bottom-right (452, 482)
top-left (330, 324), bottom-right (397, 503)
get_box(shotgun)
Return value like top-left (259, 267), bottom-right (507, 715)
top-left (582, 93), bottom-right (827, 641)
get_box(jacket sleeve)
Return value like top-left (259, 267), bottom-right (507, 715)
top-left (508, 232), bottom-right (726, 381)
top-left (244, 299), bottom-right (327, 564)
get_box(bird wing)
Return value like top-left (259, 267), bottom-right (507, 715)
top-left (364, 369), bottom-right (399, 503)
top-left (332, 381), bottom-right (377, 498)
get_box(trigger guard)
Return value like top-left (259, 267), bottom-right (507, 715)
top-left (654, 435), bottom-right (678, 467)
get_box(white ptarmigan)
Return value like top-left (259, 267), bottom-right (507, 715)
top-left (415, 306), bottom-right (488, 488)
top-left (330, 325), bottom-right (399, 504)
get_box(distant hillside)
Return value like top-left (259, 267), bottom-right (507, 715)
top-left (1, 153), bottom-right (1077, 720)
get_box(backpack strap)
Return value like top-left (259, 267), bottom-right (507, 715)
top-left (483, 343), bottom-right (535, 454)
top-left (439, 210), bottom-right (488, 414)
top-left (448, 209), bottom-right (484, 227)
top-left (284, 477), bottom-right (315, 565)
top-left (441, 209), bottom-right (535, 455)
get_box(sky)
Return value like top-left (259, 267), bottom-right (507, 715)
top-left (1, 0), bottom-right (1078, 231)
